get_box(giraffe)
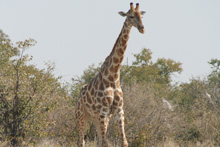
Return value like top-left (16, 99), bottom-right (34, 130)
top-left (75, 3), bottom-right (145, 147)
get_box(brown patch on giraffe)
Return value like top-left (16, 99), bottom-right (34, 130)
top-left (92, 105), bottom-right (96, 111)
top-left (99, 83), bottom-right (104, 91)
top-left (124, 34), bottom-right (128, 39)
top-left (112, 83), bottom-right (116, 89)
top-left (94, 79), bottom-right (98, 90)
top-left (98, 92), bottom-right (103, 97)
top-left (116, 48), bottom-right (124, 56)
top-left (119, 99), bottom-right (123, 106)
top-left (104, 69), bottom-right (108, 76)
top-left (124, 46), bottom-right (128, 52)
top-left (97, 97), bottom-right (101, 103)
top-left (86, 93), bottom-right (92, 104)
top-left (100, 115), bottom-right (105, 119)
top-left (113, 101), bottom-right (118, 106)
top-left (123, 29), bottom-right (126, 34)
top-left (121, 39), bottom-right (127, 46)
top-left (113, 57), bottom-right (119, 64)
top-left (109, 65), bottom-right (114, 73)
top-left (102, 107), bottom-right (108, 112)
top-left (115, 95), bottom-right (120, 101)
top-left (106, 97), bottom-right (113, 105)
top-left (102, 98), bottom-right (108, 107)
top-left (101, 121), bottom-right (104, 125)
top-left (91, 88), bottom-right (95, 96)
top-left (108, 75), bottom-right (114, 81)
top-left (114, 74), bottom-right (119, 79)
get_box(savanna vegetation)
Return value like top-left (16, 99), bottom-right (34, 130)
top-left (0, 30), bottom-right (220, 147)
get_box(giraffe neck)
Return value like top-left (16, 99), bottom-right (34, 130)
top-left (100, 18), bottom-right (132, 82)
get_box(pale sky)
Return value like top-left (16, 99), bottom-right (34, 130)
top-left (1, 0), bottom-right (220, 83)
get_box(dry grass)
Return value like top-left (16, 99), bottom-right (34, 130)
top-left (0, 140), bottom-right (215, 147)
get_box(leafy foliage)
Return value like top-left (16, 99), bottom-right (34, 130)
top-left (71, 64), bottom-right (100, 100)
top-left (208, 59), bottom-right (220, 87)
top-left (0, 30), bottom-right (69, 146)
top-left (121, 48), bottom-right (182, 86)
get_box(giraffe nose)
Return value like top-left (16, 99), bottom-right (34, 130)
top-left (139, 25), bottom-right (144, 30)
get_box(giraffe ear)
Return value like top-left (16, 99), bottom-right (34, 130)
top-left (118, 11), bottom-right (127, 17)
top-left (140, 11), bottom-right (146, 15)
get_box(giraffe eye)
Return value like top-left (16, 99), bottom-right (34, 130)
top-left (130, 16), bottom-right (134, 19)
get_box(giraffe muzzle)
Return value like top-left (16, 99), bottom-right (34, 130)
top-left (138, 26), bottom-right (145, 34)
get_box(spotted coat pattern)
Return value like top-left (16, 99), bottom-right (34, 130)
top-left (75, 3), bottom-right (145, 147)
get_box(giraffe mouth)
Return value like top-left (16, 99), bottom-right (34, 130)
top-left (138, 28), bottom-right (145, 34)
top-left (138, 26), bottom-right (145, 34)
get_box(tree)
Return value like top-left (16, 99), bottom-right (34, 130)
top-left (121, 48), bottom-right (182, 86)
top-left (0, 30), bottom-right (19, 64)
top-left (208, 59), bottom-right (220, 87)
top-left (0, 30), bottom-right (67, 146)
top-left (71, 64), bottom-right (100, 99)
top-left (207, 59), bottom-right (220, 111)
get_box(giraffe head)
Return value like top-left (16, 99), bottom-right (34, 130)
top-left (118, 3), bottom-right (146, 34)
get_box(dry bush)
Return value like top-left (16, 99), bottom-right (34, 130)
top-left (106, 83), bottom-right (177, 147)
top-left (45, 96), bottom-right (78, 147)
top-left (170, 79), bottom-right (220, 146)
top-left (34, 80), bottom-right (220, 147)
top-left (106, 80), bottom-right (220, 147)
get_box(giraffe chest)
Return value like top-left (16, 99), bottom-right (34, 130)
top-left (81, 84), bottom-right (123, 117)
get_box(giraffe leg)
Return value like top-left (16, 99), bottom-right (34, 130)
top-left (95, 115), bottom-right (111, 147)
top-left (116, 107), bottom-right (128, 147)
top-left (76, 104), bottom-right (88, 147)
top-left (92, 119), bottom-right (102, 146)
top-left (77, 118), bottom-right (87, 147)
